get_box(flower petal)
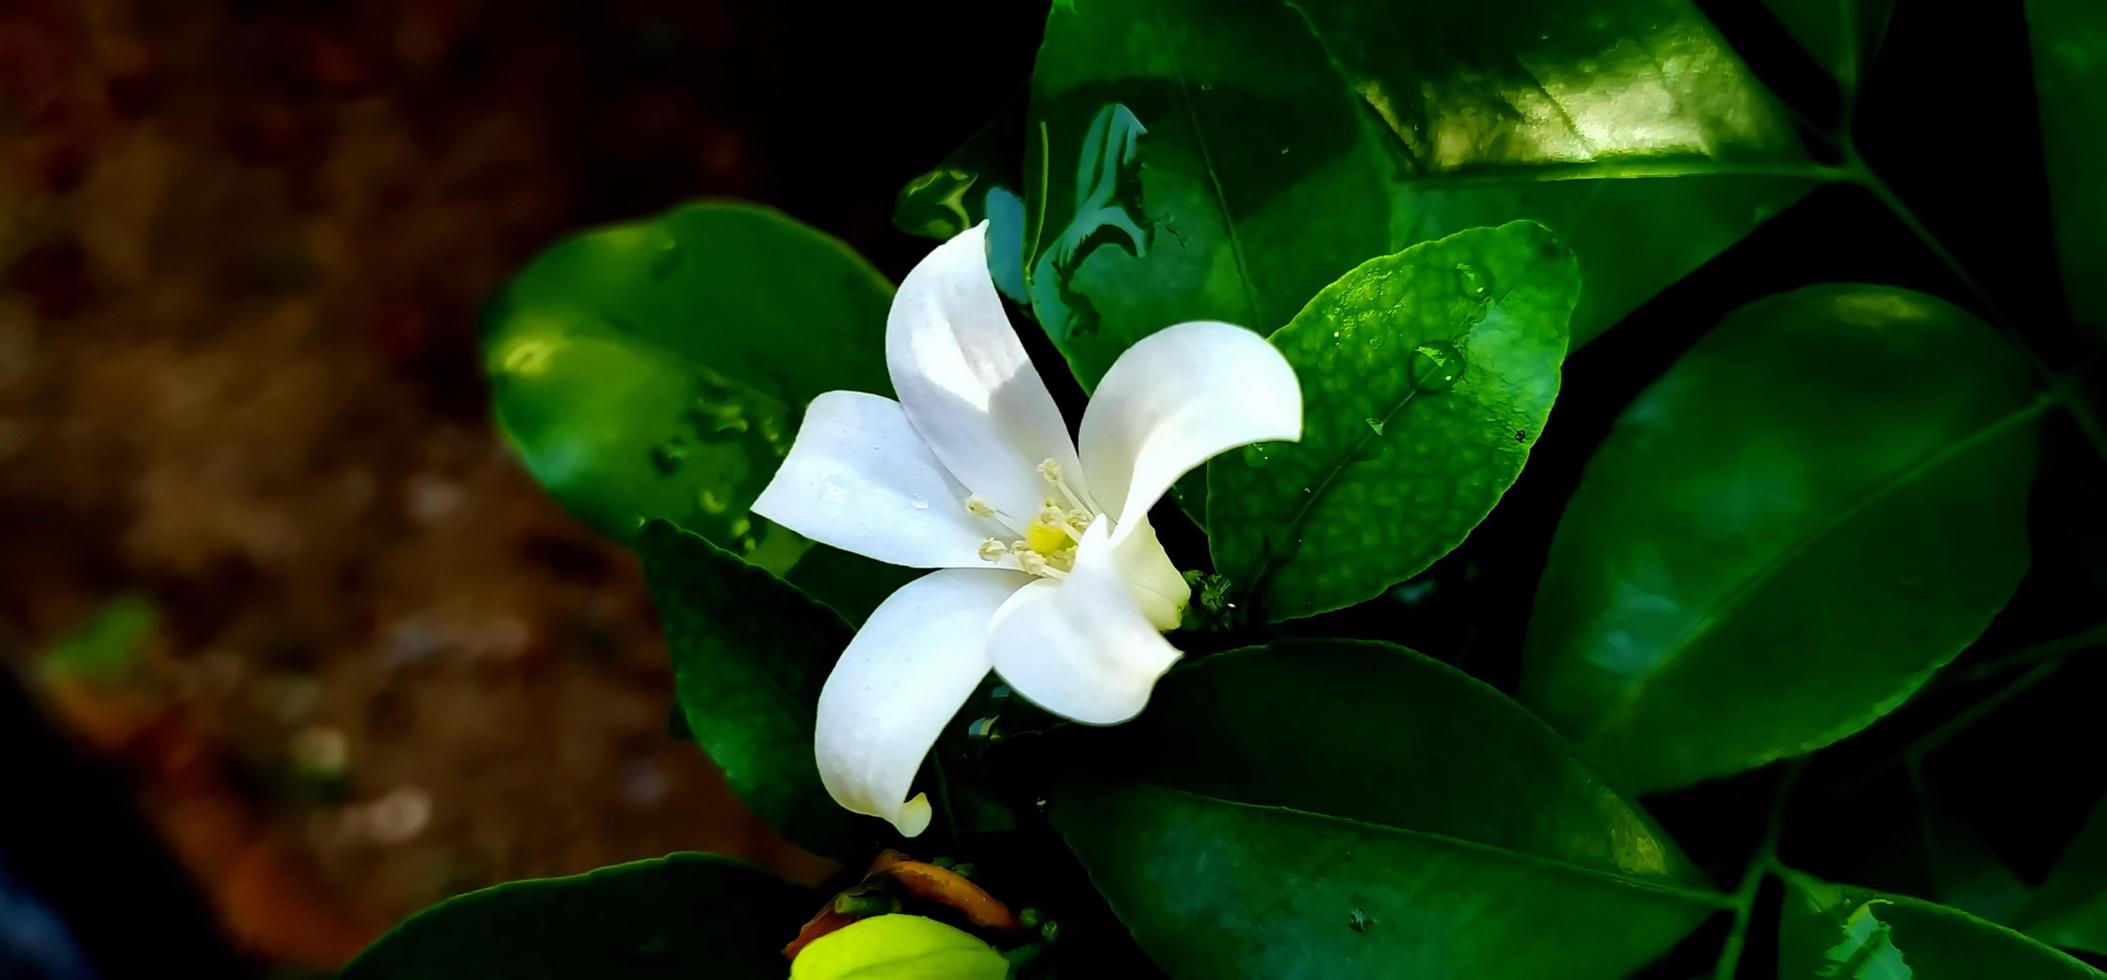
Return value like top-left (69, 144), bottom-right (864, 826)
top-left (1078, 320), bottom-right (1301, 527)
top-left (988, 521), bottom-right (1181, 725)
top-left (816, 568), bottom-right (1030, 836)
top-left (1110, 515), bottom-right (1188, 631)
top-left (888, 223), bottom-right (1090, 518)
top-left (752, 391), bottom-right (996, 568)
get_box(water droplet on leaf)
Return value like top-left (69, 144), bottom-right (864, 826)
top-left (1364, 417), bottom-right (1386, 435)
top-left (649, 442), bottom-right (686, 474)
top-left (1452, 262), bottom-right (1491, 301)
top-left (1241, 444), bottom-right (1272, 468)
top-left (1408, 341), bottom-right (1467, 393)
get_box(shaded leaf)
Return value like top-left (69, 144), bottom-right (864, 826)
top-left (342, 854), bottom-right (815, 979)
top-left (1047, 640), bottom-right (1719, 978)
top-left (894, 115), bottom-right (1030, 302)
top-left (1208, 222), bottom-right (1579, 620)
top-left (2022, 795), bottom-right (2107, 955)
top-left (1524, 285), bottom-right (2041, 792)
top-left (2027, 0), bottom-right (2107, 334)
top-left (1779, 871), bottom-right (2103, 979)
top-left (638, 520), bottom-right (871, 861)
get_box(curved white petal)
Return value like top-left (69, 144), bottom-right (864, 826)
top-left (988, 521), bottom-right (1181, 725)
top-left (1110, 516), bottom-right (1189, 631)
top-left (1078, 320), bottom-right (1301, 527)
top-left (887, 223), bottom-right (1090, 519)
top-left (816, 568), bottom-right (1029, 836)
top-left (752, 391), bottom-right (995, 568)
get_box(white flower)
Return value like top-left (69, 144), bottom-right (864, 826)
top-left (751, 223), bottom-right (1302, 836)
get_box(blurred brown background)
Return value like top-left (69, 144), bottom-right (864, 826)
top-left (0, 0), bottom-right (1039, 973)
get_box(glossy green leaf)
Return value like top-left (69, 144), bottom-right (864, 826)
top-left (894, 118), bottom-right (1029, 303)
top-left (1019, 0), bottom-right (1813, 389)
top-left (342, 853), bottom-right (815, 979)
top-left (1208, 222), bottom-right (1578, 620)
top-left (790, 915), bottom-right (1007, 980)
top-left (2028, 0), bottom-right (2107, 332)
top-left (483, 200), bottom-right (888, 565)
top-left (1047, 640), bottom-right (1720, 978)
top-left (1524, 285), bottom-right (2043, 792)
top-left (1779, 871), bottom-right (2105, 979)
top-left (2021, 795), bottom-right (2107, 955)
top-left (638, 520), bottom-right (870, 861)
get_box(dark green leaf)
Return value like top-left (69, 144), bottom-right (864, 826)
top-left (2021, 795), bottom-right (2107, 955)
top-left (1020, 0), bottom-right (1813, 389)
top-left (1047, 640), bottom-right (1720, 978)
top-left (1759, 0), bottom-right (1894, 90)
top-left (1524, 285), bottom-right (2043, 792)
top-left (1778, 870), bottom-right (2105, 979)
top-left (1208, 222), bottom-right (1579, 620)
top-left (483, 201), bottom-right (887, 565)
top-left (342, 853), bottom-right (815, 979)
top-left (638, 520), bottom-right (871, 860)
top-left (2028, 0), bottom-right (2107, 333)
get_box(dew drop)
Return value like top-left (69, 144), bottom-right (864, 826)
top-left (966, 716), bottom-right (1001, 742)
top-left (1407, 340), bottom-right (1467, 393)
top-left (1241, 444), bottom-right (1272, 469)
top-left (649, 442), bottom-right (687, 474)
top-left (1452, 262), bottom-right (1491, 301)
top-left (1364, 417), bottom-right (1386, 436)
top-left (698, 489), bottom-right (729, 514)
top-left (910, 495), bottom-right (930, 510)
top-left (1348, 907), bottom-right (1372, 933)
top-left (649, 232), bottom-right (681, 279)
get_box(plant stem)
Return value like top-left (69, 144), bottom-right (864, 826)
top-left (1942, 622), bottom-right (2107, 687)
top-left (1847, 160), bottom-right (2107, 458)
top-left (1713, 761), bottom-right (1803, 980)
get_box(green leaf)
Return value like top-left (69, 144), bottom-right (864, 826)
top-left (1207, 222), bottom-right (1579, 620)
top-left (790, 915), bottom-right (1007, 980)
top-left (482, 200), bottom-right (888, 565)
top-left (1019, 0), bottom-right (1813, 390)
top-left (894, 117), bottom-right (1030, 303)
top-left (1759, 0), bottom-right (1894, 90)
top-left (1523, 285), bottom-right (2043, 792)
top-left (1046, 639), bottom-right (1720, 978)
top-left (638, 520), bottom-right (871, 861)
top-left (2021, 795), bottom-right (2107, 955)
top-left (1779, 871), bottom-right (2105, 979)
top-left (2028, 0), bottom-right (2107, 333)
top-left (342, 853), bottom-right (815, 979)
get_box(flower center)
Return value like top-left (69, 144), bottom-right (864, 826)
top-left (966, 459), bottom-right (1095, 578)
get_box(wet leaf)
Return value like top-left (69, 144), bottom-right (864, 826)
top-left (1047, 640), bottom-right (1718, 978)
top-left (1208, 222), bottom-right (1578, 620)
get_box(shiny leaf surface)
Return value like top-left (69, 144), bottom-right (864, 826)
top-left (1047, 640), bottom-right (1719, 978)
top-left (2022, 795), bottom-right (2107, 955)
top-left (790, 915), bottom-right (1007, 980)
top-left (1019, 0), bottom-right (1813, 389)
top-left (483, 201), bottom-right (889, 566)
top-left (1208, 222), bottom-right (1579, 619)
top-left (1779, 871), bottom-right (2104, 979)
top-left (894, 117), bottom-right (1030, 303)
top-left (2028, 0), bottom-right (2107, 332)
top-left (1524, 285), bottom-right (2042, 792)
top-left (342, 854), bottom-right (815, 979)
top-left (638, 520), bottom-right (870, 861)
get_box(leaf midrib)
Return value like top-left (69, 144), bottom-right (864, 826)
top-left (1247, 254), bottom-right (1555, 605)
top-left (1577, 395), bottom-right (2051, 742)
top-left (1071, 780), bottom-right (1732, 906)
